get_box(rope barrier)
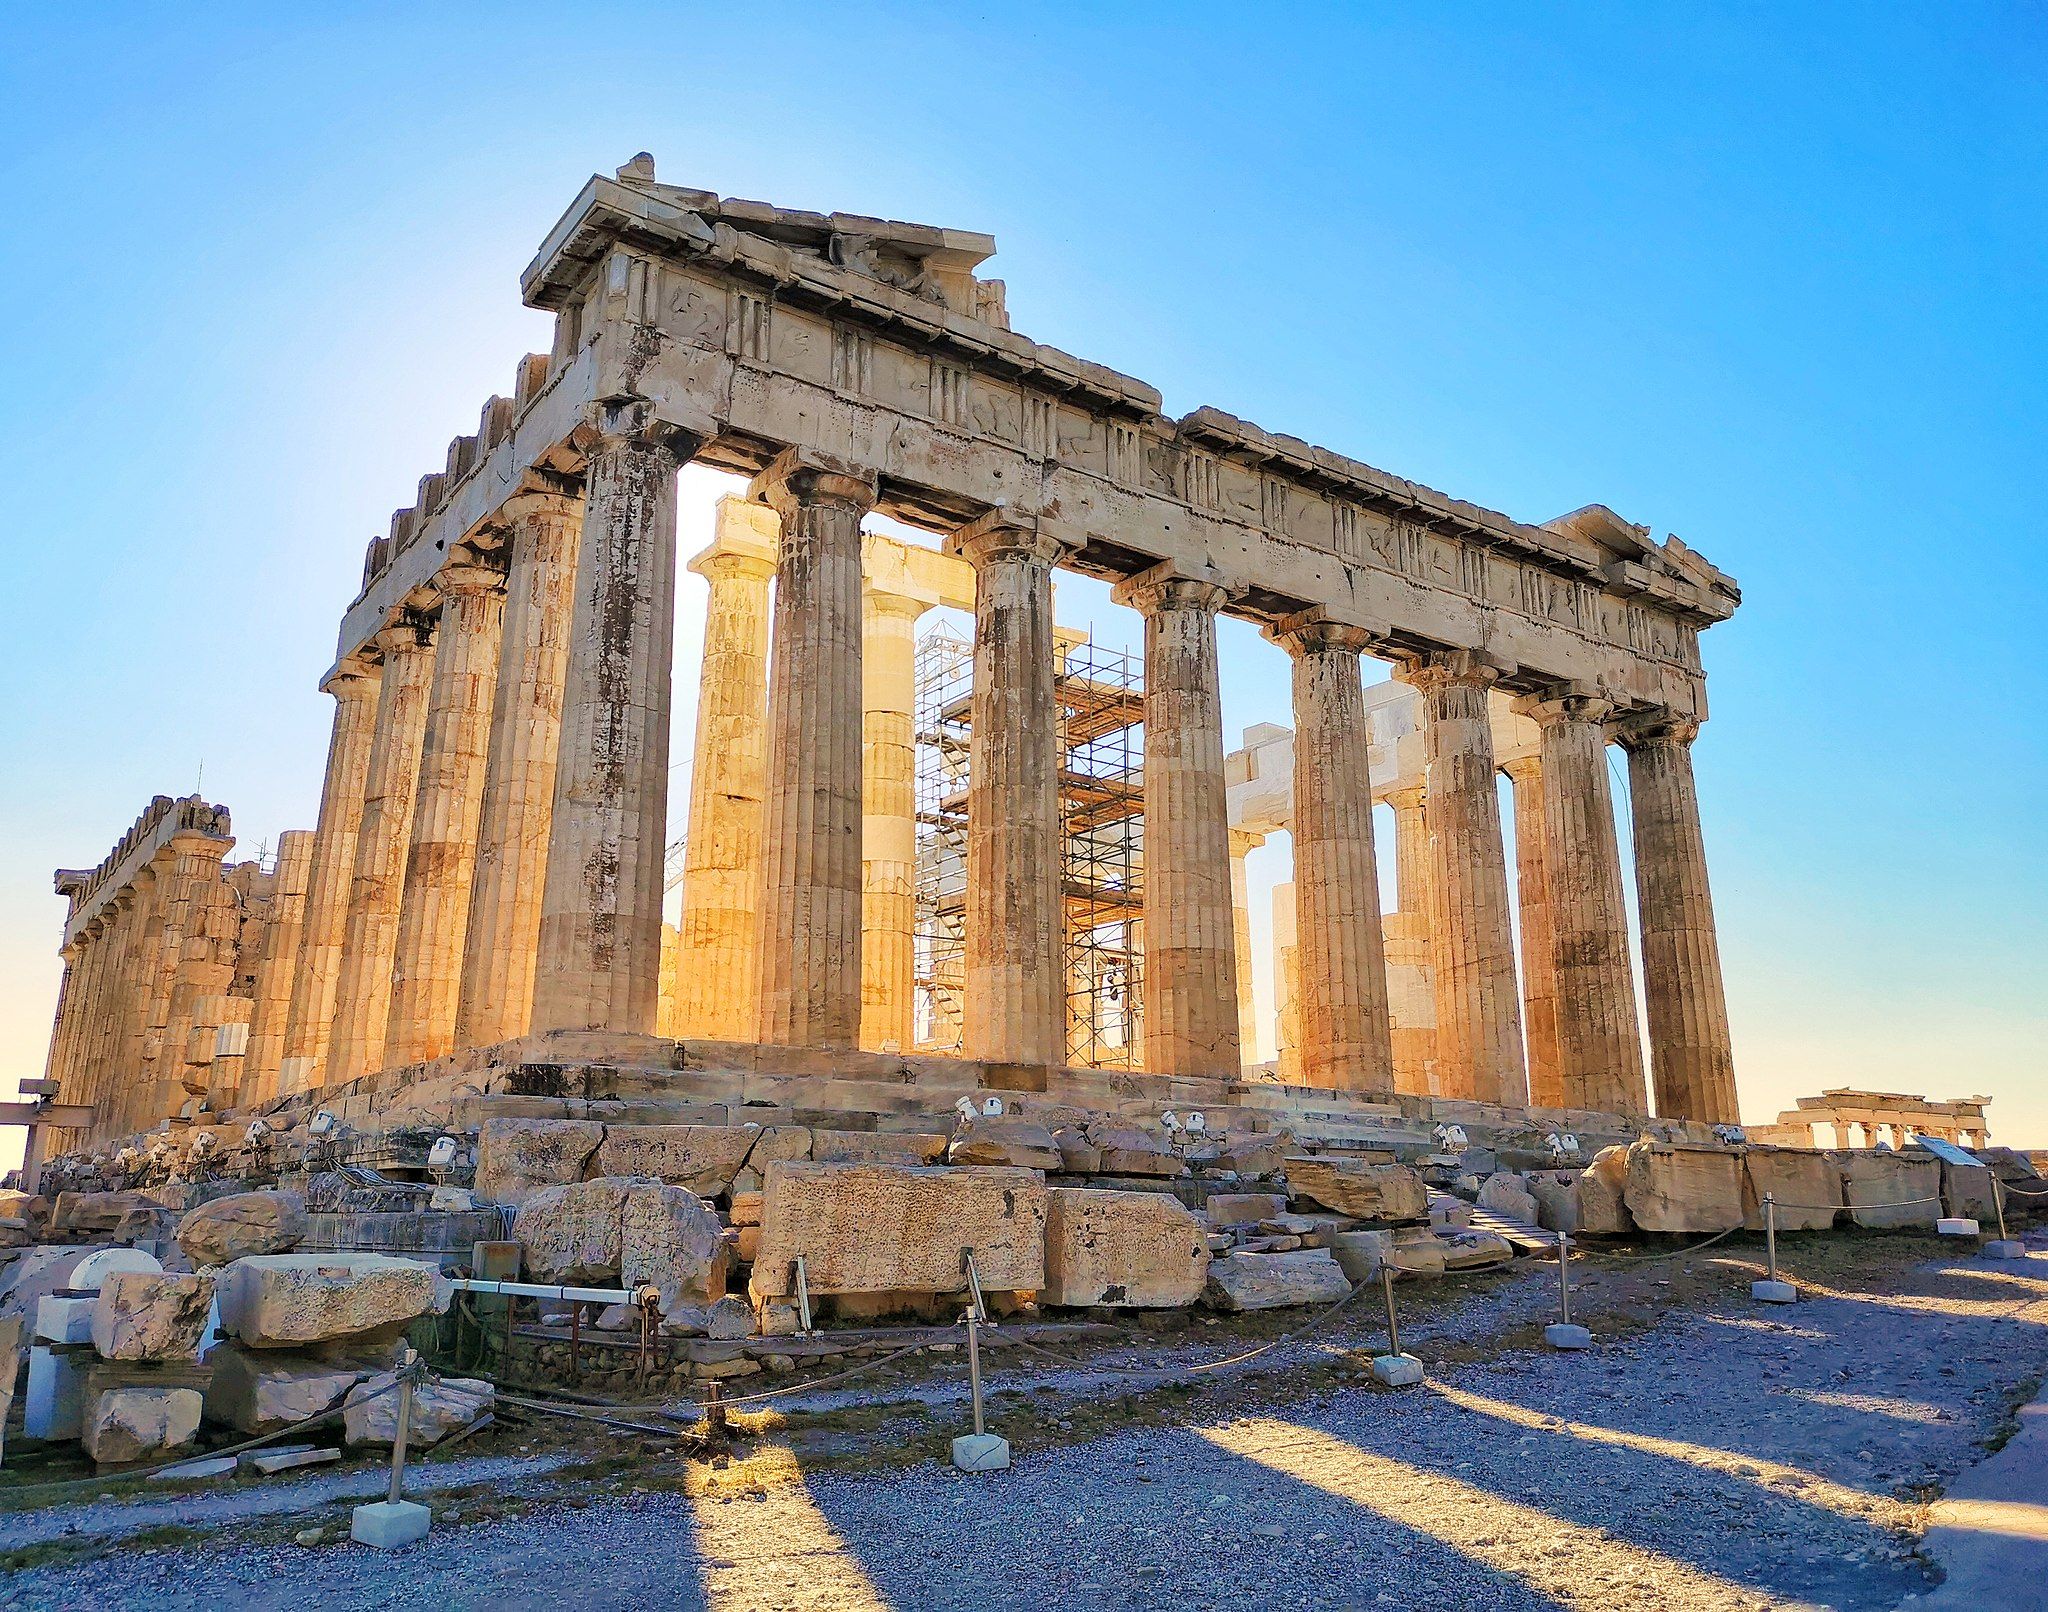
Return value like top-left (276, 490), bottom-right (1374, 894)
top-left (1573, 1225), bottom-right (1743, 1263)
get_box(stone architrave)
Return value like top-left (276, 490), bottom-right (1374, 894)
top-left (532, 409), bottom-right (690, 1035)
top-left (1270, 613), bottom-right (1395, 1091)
top-left (1502, 757), bottom-right (1562, 1108)
top-left (1619, 717), bottom-right (1739, 1124)
top-left (243, 828), bottom-right (313, 1103)
top-left (387, 561), bottom-right (507, 1066)
top-left (675, 499), bottom-right (777, 1041)
top-left (957, 513), bottom-right (1070, 1067)
top-left (457, 488), bottom-right (584, 1048)
top-left (860, 581), bottom-right (930, 1053)
top-left (1523, 693), bottom-right (1646, 1115)
top-left (1113, 565), bottom-right (1242, 1079)
top-left (279, 665), bottom-right (381, 1095)
top-left (751, 448), bottom-right (878, 1050)
top-left (1399, 651), bottom-right (1527, 1107)
top-left (326, 617), bottom-right (437, 1086)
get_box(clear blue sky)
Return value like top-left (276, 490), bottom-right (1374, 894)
top-left (2, 4), bottom-right (2042, 1162)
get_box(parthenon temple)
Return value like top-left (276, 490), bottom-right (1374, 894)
top-left (35, 156), bottom-right (1748, 1166)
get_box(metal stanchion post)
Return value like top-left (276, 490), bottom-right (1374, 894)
top-left (951, 1251), bottom-right (1009, 1471)
top-left (793, 1256), bottom-right (815, 1335)
top-left (1752, 1192), bottom-right (1797, 1302)
top-left (1545, 1232), bottom-right (1592, 1348)
top-left (352, 1356), bottom-right (432, 1548)
top-left (1370, 1260), bottom-right (1422, 1385)
top-left (1986, 1174), bottom-right (2027, 1259)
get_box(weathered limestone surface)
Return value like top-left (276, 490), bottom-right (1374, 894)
top-left (243, 828), bottom-right (313, 1103)
top-left (1044, 1187), bottom-right (1210, 1307)
top-left (85, 1386), bottom-right (202, 1465)
top-left (1623, 1140), bottom-right (1744, 1233)
top-left (1477, 1172), bottom-right (1541, 1224)
top-left (344, 1372), bottom-right (492, 1447)
top-left (1083, 1119), bottom-right (1183, 1177)
top-left (1116, 569), bottom-right (1242, 1078)
top-left (387, 562), bottom-right (506, 1066)
top-left (754, 450), bottom-right (877, 1050)
top-left (473, 1117), bottom-right (605, 1206)
top-left (1741, 1149), bottom-right (1841, 1231)
top-left (590, 1125), bottom-right (756, 1196)
top-left (1284, 1159), bottom-right (1428, 1223)
top-left (860, 580), bottom-right (926, 1053)
top-left (1575, 1145), bottom-right (1634, 1235)
top-left (514, 1178), bottom-right (633, 1282)
top-left (1838, 1152), bottom-right (1943, 1229)
top-left (1204, 1250), bottom-right (1352, 1311)
top-left (1404, 653), bottom-right (1526, 1106)
top-left (204, 1342), bottom-right (365, 1433)
top-left (176, 1190), bottom-right (308, 1268)
top-left (1503, 758), bottom-right (1561, 1108)
top-left (532, 418), bottom-right (685, 1035)
top-left (91, 1271), bottom-right (214, 1360)
top-left (948, 1116), bottom-right (1063, 1170)
top-left (215, 1253), bottom-right (439, 1348)
top-left (1205, 1192), bottom-right (1288, 1227)
top-left (619, 1182), bottom-right (730, 1314)
top-left (750, 1163), bottom-right (1047, 1298)
top-left (1384, 786), bottom-right (1437, 1094)
top-left (809, 1131), bottom-right (948, 1166)
top-left (458, 490), bottom-right (583, 1047)
top-left (1273, 617), bottom-right (1394, 1090)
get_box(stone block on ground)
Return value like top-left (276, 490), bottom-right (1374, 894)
top-left (1576, 1146), bottom-right (1634, 1235)
top-left (1438, 1228), bottom-right (1514, 1270)
top-left (744, 1125), bottom-right (814, 1170)
top-left (52, 1191), bottom-right (166, 1240)
top-left (473, 1118), bottom-right (605, 1207)
top-left (215, 1253), bottom-right (439, 1349)
top-left (748, 1163), bottom-right (1046, 1300)
top-left (1043, 1187), bottom-right (1210, 1308)
top-left (1206, 1192), bottom-right (1288, 1227)
top-left (176, 1190), bottom-right (308, 1267)
top-left (1051, 1125), bottom-right (1103, 1174)
top-left (660, 1295), bottom-right (755, 1339)
top-left (342, 1372), bottom-right (492, 1447)
top-left (1329, 1229), bottom-right (1394, 1283)
top-left (1838, 1153), bottom-right (1943, 1229)
top-left (1476, 1172), bottom-right (1540, 1224)
top-left (621, 1182), bottom-right (729, 1314)
top-left (1623, 1140), bottom-right (1744, 1233)
top-left (808, 1130), bottom-right (949, 1167)
top-left (203, 1341), bottom-right (365, 1433)
top-left (513, 1178), bottom-right (632, 1284)
top-left (83, 1385), bottom-right (202, 1465)
top-left (1285, 1159), bottom-right (1428, 1223)
top-left (1204, 1250), bottom-right (1352, 1311)
top-left (590, 1125), bottom-right (757, 1197)
top-left (1939, 1160), bottom-right (2000, 1222)
top-left (1525, 1172), bottom-right (1580, 1234)
top-left (1082, 1119), bottom-right (1183, 1177)
top-left (948, 1117), bottom-right (1063, 1171)
top-left (1741, 1149), bottom-right (1841, 1231)
top-left (1190, 1132), bottom-right (1289, 1178)
top-left (91, 1272), bottom-right (214, 1361)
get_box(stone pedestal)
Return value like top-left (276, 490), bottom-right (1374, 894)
top-left (958, 514), bottom-right (1068, 1067)
top-left (388, 562), bottom-right (507, 1066)
top-left (327, 617), bottom-right (437, 1086)
top-left (457, 490), bottom-right (583, 1048)
top-left (1525, 694), bottom-right (1645, 1116)
top-left (1271, 615), bottom-right (1394, 1090)
top-left (1400, 652), bottom-right (1526, 1107)
top-left (1114, 567), bottom-right (1242, 1079)
top-left (752, 449), bottom-right (877, 1050)
top-left (861, 582), bottom-right (929, 1054)
top-left (1619, 718), bottom-right (1738, 1124)
top-left (533, 417), bottom-right (687, 1035)
top-left (280, 665), bottom-right (381, 1094)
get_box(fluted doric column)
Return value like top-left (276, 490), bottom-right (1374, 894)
top-left (862, 582), bottom-right (931, 1054)
top-left (243, 828), bottom-right (313, 1103)
top-left (1271, 615), bottom-right (1395, 1091)
top-left (327, 616), bottom-right (437, 1086)
top-left (752, 448), bottom-right (876, 1050)
top-left (457, 488), bottom-right (583, 1048)
top-left (1113, 566), bottom-right (1242, 1078)
top-left (1618, 715), bottom-right (1737, 1123)
top-left (1502, 755), bottom-right (1562, 1108)
top-left (1523, 693), bottom-right (1645, 1115)
top-left (279, 665), bottom-right (382, 1094)
top-left (1383, 785), bottom-right (1436, 1095)
top-left (158, 824), bottom-right (236, 1117)
top-left (1229, 827), bottom-right (1266, 1063)
top-left (956, 513), bottom-right (1069, 1067)
top-left (386, 561), bottom-right (507, 1066)
top-left (100, 879), bottom-right (152, 1139)
top-left (675, 500), bottom-right (777, 1041)
top-left (1399, 651), bottom-right (1526, 1107)
top-left (532, 414), bottom-right (690, 1034)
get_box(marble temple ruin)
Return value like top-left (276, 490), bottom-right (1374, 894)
top-left (34, 156), bottom-right (1750, 1166)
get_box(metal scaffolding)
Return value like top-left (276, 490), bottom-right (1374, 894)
top-left (912, 621), bottom-right (1145, 1067)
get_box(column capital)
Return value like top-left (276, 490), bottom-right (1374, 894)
top-left (1385, 784), bottom-right (1426, 813)
top-left (861, 584), bottom-right (931, 624)
top-left (434, 558), bottom-right (508, 600)
top-left (692, 544), bottom-right (778, 586)
top-left (1393, 647), bottom-right (1514, 694)
top-left (1111, 559), bottom-right (1230, 618)
top-left (584, 394), bottom-right (704, 460)
top-left (1613, 710), bottom-right (1702, 751)
top-left (371, 611), bottom-right (435, 661)
top-left (1514, 686), bottom-right (1615, 728)
top-left (748, 446), bottom-right (878, 520)
top-left (948, 508), bottom-right (1073, 571)
top-left (168, 826), bottom-right (232, 862)
top-left (1228, 826), bottom-right (1267, 858)
top-left (320, 660), bottom-right (381, 699)
top-left (496, 483), bottom-right (584, 529)
top-left (1265, 607), bottom-right (1385, 658)
top-left (1499, 753), bottom-right (1543, 784)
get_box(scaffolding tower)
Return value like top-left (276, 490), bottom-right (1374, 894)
top-left (912, 621), bottom-right (1146, 1067)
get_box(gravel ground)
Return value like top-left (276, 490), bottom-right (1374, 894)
top-left (7, 1245), bottom-right (2045, 1611)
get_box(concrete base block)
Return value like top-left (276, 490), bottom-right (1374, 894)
top-left (1751, 1278), bottom-right (1798, 1304)
top-left (350, 1499), bottom-right (431, 1550)
top-left (952, 1432), bottom-right (1011, 1472)
top-left (1370, 1353), bottom-right (1424, 1387)
top-left (1544, 1323), bottom-right (1593, 1350)
top-left (1937, 1218), bottom-right (1981, 1238)
top-left (1983, 1240), bottom-right (2029, 1260)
